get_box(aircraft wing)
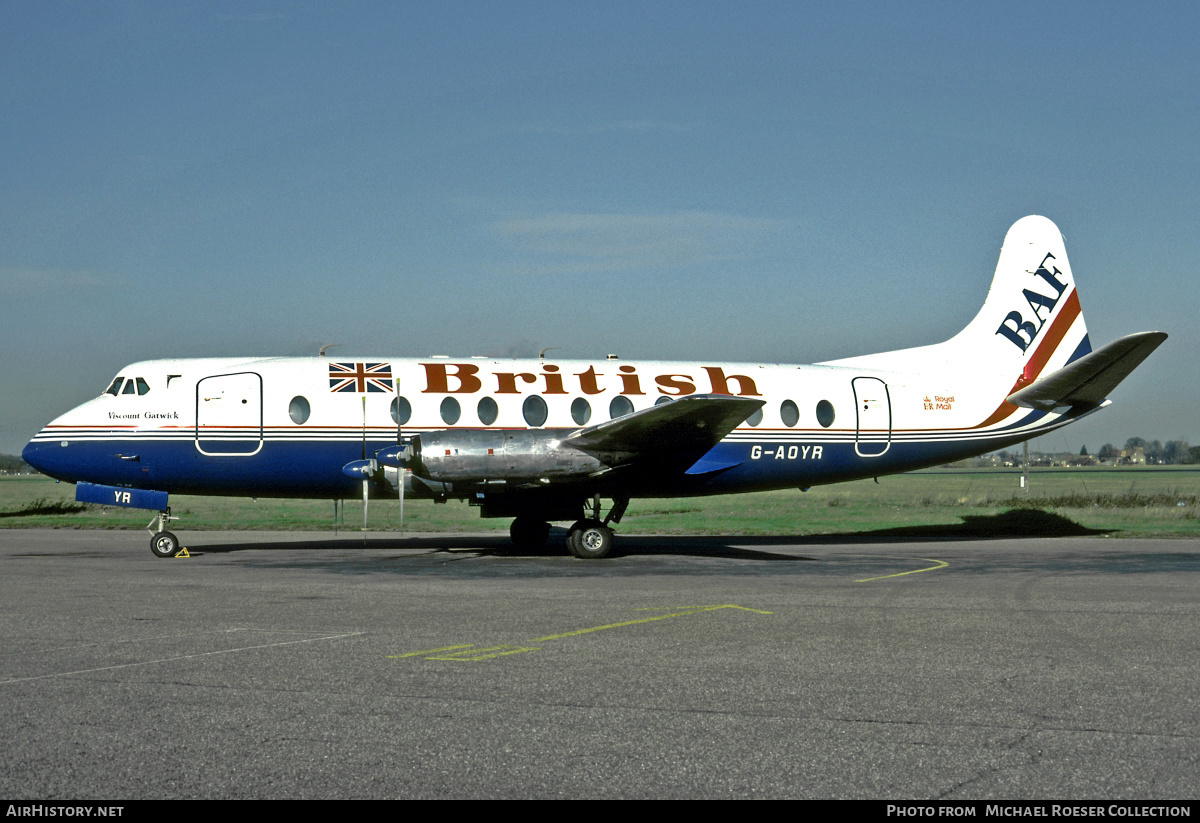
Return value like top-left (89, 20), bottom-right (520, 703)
top-left (1006, 331), bottom-right (1168, 411)
top-left (565, 393), bottom-right (765, 470)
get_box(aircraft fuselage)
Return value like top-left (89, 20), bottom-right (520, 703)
top-left (22, 354), bottom-right (1084, 502)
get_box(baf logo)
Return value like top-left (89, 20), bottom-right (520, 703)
top-left (995, 252), bottom-right (1069, 352)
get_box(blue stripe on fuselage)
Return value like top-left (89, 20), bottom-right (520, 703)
top-left (25, 416), bottom-right (1083, 502)
top-left (24, 437), bottom-right (373, 498)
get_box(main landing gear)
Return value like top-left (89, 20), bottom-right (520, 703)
top-left (565, 519), bottom-right (614, 559)
top-left (509, 517), bottom-right (552, 552)
top-left (148, 507), bottom-right (188, 558)
top-left (510, 496), bottom-right (629, 559)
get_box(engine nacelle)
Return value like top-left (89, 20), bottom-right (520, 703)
top-left (408, 429), bottom-right (604, 483)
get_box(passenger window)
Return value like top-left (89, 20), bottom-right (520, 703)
top-left (609, 396), bottom-right (634, 419)
top-left (522, 395), bottom-right (548, 427)
top-left (477, 396), bottom-right (498, 426)
top-left (136, 378), bottom-right (150, 396)
top-left (105, 377), bottom-right (124, 396)
top-left (289, 396), bottom-right (311, 425)
top-left (745, 408), bottom-right (763, 427)
top-left (571, 397), bottom-right (591, 425)
top-left (780, 399), bottom-right (799, 427)
top-left (655, 396), bottom-right (672, 406)
top-left (816, 400), bottom-right (836, 428)
top-left (440, 397), bottom-right (461, 425)
top-left (391, 396), bottom-right (412, 425)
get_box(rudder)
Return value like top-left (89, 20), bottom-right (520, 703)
top-left (950, 215), bottom-right (1091, 389)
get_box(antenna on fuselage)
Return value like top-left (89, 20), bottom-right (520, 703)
top-left (538, 347), bottom-right (559, 360)
top-left (319, 343), bottom-right (340, 357)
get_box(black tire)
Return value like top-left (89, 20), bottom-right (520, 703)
top-left (565, 519), bottom-right (586, 557)
top-left (569, 519), bottom-right (613, 560)
top-left (150, 531), bottom-right (180, 558)
top-left (509, 517), bottom-right (550, 552)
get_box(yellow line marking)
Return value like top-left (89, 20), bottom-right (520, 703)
top-left (528, 603), bottom-right (771, 642)
top-left (389, 604), bottom-right (772, 660)
top-left (386, 644), bottom-right (476, 659)
top-left (0, 632), bottom-right (366, 685)
top-left (634, 604), bottom-right (773, 615)
top-left (427, 645), bottom-right (541, 661)
top-left (855, 557), bottom-right (948, 582)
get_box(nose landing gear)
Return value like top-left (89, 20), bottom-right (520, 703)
top-left (148, 508), bottom-right (188, 558)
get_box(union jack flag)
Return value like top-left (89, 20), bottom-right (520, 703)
top-left (329, 362), bottom-right (394, 393)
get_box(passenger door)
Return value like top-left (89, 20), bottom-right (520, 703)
top-left (195, 372), bottom-right (263, 456)
top-left (852, 377), bottom-right (891, 457)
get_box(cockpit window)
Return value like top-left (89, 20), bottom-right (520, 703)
top-left (108, 376), bottom-right (151, 396)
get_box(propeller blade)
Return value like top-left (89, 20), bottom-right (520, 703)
top-left (360, 396), bottom-right (371, 534)
top-left (396, 376), bottom-right (403, 536)
top-left (362, 478), bottom-right (369, 531)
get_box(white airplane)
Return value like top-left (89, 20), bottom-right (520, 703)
top-left (22, 216), bottom-right (1165, 559)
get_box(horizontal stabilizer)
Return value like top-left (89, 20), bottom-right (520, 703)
top-left (1006, 331), bottom-right (1167, 410)
top-left (566, 394), bottom-right (764, 462)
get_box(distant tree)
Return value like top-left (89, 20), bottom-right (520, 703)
top-left (1163, 440), bottom-right (1190, 465)
top-left (1189, 446), bottom-right (1200, 465)
top-left (0, 454), bottom-right (33, 473)
top-left (1080, 445), bottom-right (1089, 456)
top-left (1098, 443), bottom-right (1118, 461)
top-left (1125, 437), bottom-right (1147, 451)
top-left (1146, 440), bottom-right (1164, 464)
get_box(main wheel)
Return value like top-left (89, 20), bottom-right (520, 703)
top-left (568, 519), bottom-right (613, 560)
top-left (150, 531), bottom-right (180, 558)
top-left (509, 517), bottom-right (551, 552)
top-left (565, 519), bottom-right (587, 557)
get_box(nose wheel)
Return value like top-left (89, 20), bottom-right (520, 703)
top-left (150, 530), bottom-right (181, 558)
top-left (147, 508), bottom-right (187, 557)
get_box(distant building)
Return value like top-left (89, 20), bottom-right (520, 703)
top-left (1118, 447), bottom-right (1147, 465)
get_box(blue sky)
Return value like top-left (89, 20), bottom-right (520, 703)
top-left (2, 1), bottom-right (1197, 456)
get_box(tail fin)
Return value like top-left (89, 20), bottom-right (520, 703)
top-left (824, 216), bottom-right (1090, 383)
top-left (950, 215), bottom-right (1091, 387)
top-left (825, 216), bottom-right (1165, 425)
top-left (954, 216), bottom-right (1165, 411)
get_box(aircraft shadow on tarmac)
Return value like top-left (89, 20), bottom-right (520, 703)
top-left (0, 501), bottom-right (88, 518)
top-left (188, 508), bottom-right (1106, 562)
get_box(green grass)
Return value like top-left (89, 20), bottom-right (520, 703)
top-left (1, 467), bottom-right (1197, 538)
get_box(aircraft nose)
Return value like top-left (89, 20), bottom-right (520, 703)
top-left (22, 437), bottom-right (50, 475)
top-left (22, 435), bottom-right (73, 481)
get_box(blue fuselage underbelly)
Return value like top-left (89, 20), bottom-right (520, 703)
top-left (24, 432), bottom-right (1043, 501)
